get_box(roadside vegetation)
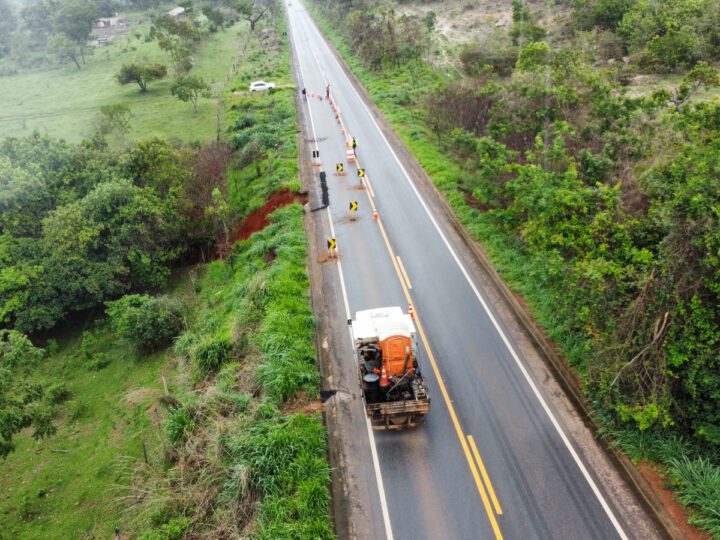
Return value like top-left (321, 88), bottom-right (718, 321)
top-left (1, 0), bottom-right (333, 537)
top-left (308, 0), bottom-right (720, 536)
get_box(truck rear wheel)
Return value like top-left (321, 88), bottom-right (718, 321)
top-left (389, 415), bottom-right (409, 427)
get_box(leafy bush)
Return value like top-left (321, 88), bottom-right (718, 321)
top-left (233, 114), bottom-right (257, 129)
top-left (0, 330), bottom-right (68, 457)
top-left (165, 406), bottom-right (196, 445)
top-left (574, 0), bottom-right (637, 31)
top-left (106, 294), bottom-right (183, 351)
top-left (0, 135), bottom-right (228, 334)
top-left (194, 334), bottom-right (231, 374)
top-left (459, 43), bottom-right (517, 77)
top-left (516, 41), bottom-right (551, 70)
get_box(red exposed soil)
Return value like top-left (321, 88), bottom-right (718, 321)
top-left (637, 461), bottom-right (710, 540)
top-left (215, 189), bottom-right (308, 259)
top-left (231, 189), bottom-right (297, 242)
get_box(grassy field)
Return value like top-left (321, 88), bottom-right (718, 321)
top-left (0, 20), bottom-right (248, 143)
top-left (0, 270), bottom-right (194, 540)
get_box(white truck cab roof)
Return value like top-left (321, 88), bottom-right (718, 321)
top-left (352, 306), bottom-right (416, 345)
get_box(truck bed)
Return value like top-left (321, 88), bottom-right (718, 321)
top-left (365, 398), bottom-right (431, 430)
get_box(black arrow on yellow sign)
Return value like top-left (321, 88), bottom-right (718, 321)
top-left (358, 168), bottom-right (365, 177)
top-left (327, 238), bottom-right (336, 250)
top-left (336, 163), bottom-right (344, 173)
top-left (349, 201), bottom-right (358, 212)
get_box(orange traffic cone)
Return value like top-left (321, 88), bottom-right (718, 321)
top-left (408, 303), bottom-right (414, 320)
top-left (373, 209), bottom-right (378, 220)
top-left (380, 365), bottom-right (390, 388)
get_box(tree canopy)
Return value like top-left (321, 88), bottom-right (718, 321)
top-left (117, 63), bottom-right (168, 92)
top-left (170, 75), bottom-right (211, 112)
top-left (0, 134), bottom-right (225, 333)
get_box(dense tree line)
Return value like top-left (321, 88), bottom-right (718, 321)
top-left (0, 134), bottom-right (229, 334)
top-left (574, 0), bottom-right (720, 71)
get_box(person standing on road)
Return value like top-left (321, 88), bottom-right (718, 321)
top-left (351, 137), bottom-right (357, 156)
top-left (302, 87), bottom-right (307, 100)
top-left (326, 83), bottom-right (330, 98)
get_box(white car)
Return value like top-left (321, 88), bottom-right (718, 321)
top-left (249, 81), bottom-right (276, 92)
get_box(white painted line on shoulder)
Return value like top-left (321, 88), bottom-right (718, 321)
top-left (297, 5), bottom-right (628, 538)
top-left (288, 9), bottom-right (395, 540)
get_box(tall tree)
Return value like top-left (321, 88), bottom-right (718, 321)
top-left (117, 62), bottom-right (168, 92)
top-left (20, 0), bottom-right (58, 50)
top-left (46, 33), bottom-right (82, 69)
top-left (235, 0), bottom-right (271, 31)
top-left (53, 0), bottom-right (98, 63)
top-left (171, 75), bottom-right (211, 112)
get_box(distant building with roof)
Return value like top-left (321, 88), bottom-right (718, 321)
top-left (167, 7), bottom-right (186, 18)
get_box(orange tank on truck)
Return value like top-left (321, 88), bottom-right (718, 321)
top-left (351, 307), bottom-right (430, 430)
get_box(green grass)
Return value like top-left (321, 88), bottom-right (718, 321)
top-left (121, 14), bottom-right (332, 537)
top-left (0, 20), bottom-right (248, 143)
top-left (225, 26), bottom-right (300, 217)
top-left (167, 204), bottom-right (330, 538)
top-left (0, 270), bottom-right (195, 539)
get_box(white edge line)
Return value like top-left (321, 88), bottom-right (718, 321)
top-left (288, 7), bottom-right (395, 540)
top-left (298, 5), bottom-right (628, 539)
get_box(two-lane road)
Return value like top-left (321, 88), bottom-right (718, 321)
top-left (287, 4), bottom-right (662, 539)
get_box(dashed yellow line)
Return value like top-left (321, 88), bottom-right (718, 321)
top-left (351, 126), bottom-right (504, 540)
top-left (396, 256), bottom-right (413, 290)
top-left (376, 216), bottom-right (504, 540)
top-left (469, 434), bottom-right (503, 516)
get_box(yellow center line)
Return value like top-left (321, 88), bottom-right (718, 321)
top-left (352, 128), bottom-right (504, 540)
top-left (396, 256), bottom-right (413, 290)
top-left (469, 434), bottom-right (503, 516)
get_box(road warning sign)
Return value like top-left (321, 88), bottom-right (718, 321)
top-left (349, 201), bottom-right (358, 212)
top-left (358, 168), bottom-right (365, 177)
top-left (336, 163), bottom-right (344, 173)
top-left (327, 238), bottom-right (336, 250)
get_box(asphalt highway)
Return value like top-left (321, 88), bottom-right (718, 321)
top-left (286, 4), bottom-right (656, 539)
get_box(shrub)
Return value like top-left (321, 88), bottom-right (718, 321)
top-left (516, 41), bottom-right (551, 71)
top-left (106, 294), bottom-right (183, 351)
top-left (459, 43), bottom-right (517, 77)
top-left (165, 406), bottom-right (196, 445)
top-left (194, 334), bottom-right (231, 374)
top-left (574, 0), bottom-right (636, 31)
top-left (233, 114), bottom-right (257, 129)
top-left (139, 516), bottom-right (192, 540)
top-left (641, 26), bottom-right (701, 72)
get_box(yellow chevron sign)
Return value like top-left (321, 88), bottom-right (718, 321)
top-left (349, 201), bottom-right (358, 212)
top-left (327, 238), bottom-right (336, 250)
top-left (358, 168), bottom-right (365, 177)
